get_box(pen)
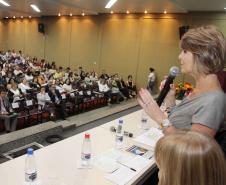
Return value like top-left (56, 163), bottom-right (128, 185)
top-left (117, 161), bottom-right (137, 172)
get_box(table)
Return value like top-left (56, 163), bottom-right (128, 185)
top-left (0, 110), bottom-right (158, 185)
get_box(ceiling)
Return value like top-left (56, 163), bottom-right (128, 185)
top-left (0, 0), bottom-right (226, 18)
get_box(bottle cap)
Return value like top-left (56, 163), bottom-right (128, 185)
top-left (27, 148), bottom-right (34, 155)
top-left (85, 133), bottom-right (90, 139)
top-left (119, 119), bottom-right (123, 124)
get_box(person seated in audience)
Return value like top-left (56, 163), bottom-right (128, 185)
top-left (37, 87), bottom-right (54, 117)
top-left (63, 67), bottom-right (71, 81)
top-left (155, 131), bottom-right (226, 185)
top-left (84, 73), bottom-right (92, 85)
top-left (100, 69), bottom-right (109, 80)
top-left (13, 66), bottom-right (23, 76)
top-left (110, 76), bottom-right (127, 101)
top-left (138, 26), bottom-right (226, 137)
top-left (126, 75), bottom-right (137, 97)
top-left (55, 79), bottom-right (65, 94)
top-left (62, 79), bottom-right (73, 93)
top-left (18, 78), bottom-right (32, 94)
top-left (0, 72), bottom-right (6, 87)
top-left (37, 73), bottom-right (47, 86)
top-left (114, 74), bottom-right (131, 99)
top-left (98, 78), bottom-right (113, 105)
top-left (48, 84), bottom-right (67, 120)
top-left (0, 88), bottom-right (18, 133)
top-left (80, 71), bottom-right (86, 81)
top-left (25, 70), bottom-right (34, 82)
top-left (8, 83), bottom-right (23, 103)
top-left (31, 76), bottom-right (41, 89)
top-left (90, 71), bottom-right (98, 82)
top-left (54, 66), bottom-right (64, 79)
top-left (78, 66), bottom-right (84, 76)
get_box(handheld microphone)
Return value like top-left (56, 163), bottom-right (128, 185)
top-left (110, 126), bottom-right (133, 138)
top-left (156, 66), bottom-right (180, 106)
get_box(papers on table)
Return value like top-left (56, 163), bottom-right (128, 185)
top-left (94, 148), bottom-right (152, 185)
top-left (134, 127), bottom-right (163, 148)
top-left (117, 155), bottom-right (150, 172)
top-left (105, 166), bottom-right (136, 185)
top-left (93, 149), bottom-right (122, 173)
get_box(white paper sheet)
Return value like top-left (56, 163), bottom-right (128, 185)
top-left (105, 166), bottom-right (136, 185)
top-left (134, 127), bottom-right (163, 148)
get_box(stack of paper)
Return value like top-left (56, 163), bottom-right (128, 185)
top-left (134, 127), bottom-right (163, 148)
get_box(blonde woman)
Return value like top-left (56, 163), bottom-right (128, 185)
top-left (155, 131), bottom-right (226, 185)
top-left (138, 26), bottom-right (226, 137)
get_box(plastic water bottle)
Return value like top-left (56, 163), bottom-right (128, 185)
top-left (141, 110), bottom-right (149, 130)
top-left (25, 148), bottom-right (37, 183)
top-left (115, 119), bottom-right (124, 149)
top-left (81, 133), bottom-right (92, 166)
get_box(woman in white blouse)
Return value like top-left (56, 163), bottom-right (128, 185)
top-left (62, 78), bottom-right (73, 93)
top-left (37, 87), bottom-right (51, 109)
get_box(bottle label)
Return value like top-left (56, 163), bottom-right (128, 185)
top-left (25, 171), bottom-right (37, 182)
top-left (82, 153), bottom-right (91, 160)
top-left (116, 135), bottom-right (123, 142)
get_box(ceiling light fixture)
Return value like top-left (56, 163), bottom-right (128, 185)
top-left (13, 16), bottom-right (16, 19)
top-left (58, 13), bottom-right (61, 16)
top-left (30, 4), bottom-right (41, 13)
top-left (0, 0), bottom-right (10, 7)
top-left (126, 10), bottom-right (130, 14)
top-left (70, 13), bottom-right (72, 16)
top-left (105, 0), bottom-right (118, 9)
top-left (110, 11), bottom-right (114, 14)
top-left (164, 10), bottom-right (167, 14)
top-left (82, 12), bottom-right (85, 16)
top-left (144, 10), bottom-right (148, 14)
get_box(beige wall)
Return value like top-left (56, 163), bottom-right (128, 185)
top-left (1, 13), bottom-right (226, 90)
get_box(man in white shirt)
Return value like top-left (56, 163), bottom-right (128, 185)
top-left (18, 78), bottom-right (32, 94)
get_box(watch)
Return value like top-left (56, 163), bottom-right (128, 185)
top-left (161, 118), bottom-right (172, 128)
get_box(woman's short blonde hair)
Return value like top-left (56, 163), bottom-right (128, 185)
top-left (180, 26), bottom-right (226, 75)
top-left (155, 131), bottom-right (226, 185)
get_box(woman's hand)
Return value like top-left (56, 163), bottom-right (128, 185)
top-left (137, 88), bottom-right (167, 124)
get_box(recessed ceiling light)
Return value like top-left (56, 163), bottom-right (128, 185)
top-left (29, 16), bottom-right (32, 19)
top-left (110, 11), bottom-right (114, 14)
top-left (30, 4), bottom-right (41, 13)
top-left (164, 10), bottom-right (167, 14)
top-left (105, 0), bottom-right (118, 9)
top-left (58, 13), bottom-right (61, 17)
top-left (13, 16), bottom-right (16, 19)
top-left (144, 10), bottom-right (148, 14)
top-left (69, 13), bottom-right (72, 16)
top-left (82, 12), bottom-right (85, 16)
top-left (0, 0), bottom-right (10, 7)
top-left (126, 10), bottom-right (130, 14)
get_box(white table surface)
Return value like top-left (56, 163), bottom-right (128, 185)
top-left (0, 110), bottom-right (158, 185)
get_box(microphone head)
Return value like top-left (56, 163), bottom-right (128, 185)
top-left (169, 66), bottom-right (180, 77)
